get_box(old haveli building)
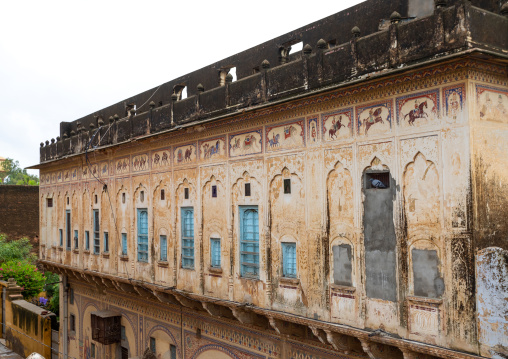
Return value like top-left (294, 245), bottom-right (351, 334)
top-left (32, 0), bottom-right (508, 358)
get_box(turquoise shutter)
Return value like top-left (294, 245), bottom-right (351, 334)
top-left (137, 209), bottom-right (148, 261)
top-left (282, 243), bottom-right (297, 278)
top-left (240, 207), bottom-right (259, 277)
top-left (160, 235), bottom-right (167, 261)
top-left (121, 233), bottom-right (127, 255)
top-left (211, 238), bottom-right (221, 267)
top-left (181, 208), bottom-right (194, 268)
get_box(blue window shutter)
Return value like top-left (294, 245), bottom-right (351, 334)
top-left (240, 206), bottom-right (259, 278)
top-left (282, 243), bottom-right (297, 278)
top-left (137, 209), bottom-right (148, 262)
top-left (181, 208), bottom-right (194, 268)
top-left (121, 233), bottom-right (127, 255)
top-left (160, 235), bottom-right (167, 261)
top-left (211, 238), bottom-right (221, 267)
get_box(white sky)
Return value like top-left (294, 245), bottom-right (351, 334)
top-left (0, 0), bottom-right (363, 176)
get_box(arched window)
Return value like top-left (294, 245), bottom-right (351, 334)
top-left (240, 207), bottom-right (259, 278)
top-left (181, 208), bottom-right (194, 269)
top-left (137, 209), bottom-right (148, 262)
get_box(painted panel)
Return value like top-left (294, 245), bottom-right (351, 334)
top-left (152, 148), bottom-right (171, 169)
top-left (199, 137), bottom-right (227, 162)
top-left (356, 100), bottom-right (392, 137)
top-left (63, 169), bottom-right (71, 182)
top-left (409, 304), bottom-right (439, 336)
top-left (443, 83), bottom-right (465, 123)
top-left (396, 89), bottom-right (440, 128)
top-left (229, 129), bottom-right (262, 158)
top-left (100, 162), bottom-right (109, 177)
top-left (115, 157), bottom-right (130, 175)
top-left (71, 167), bottom-right (78, 181)
top-left (57, 171), bottom-right (63, 183)
top-left (173, 144), bottom-right (197, 165)
top-left (307, 116), bottom-right (319, 145)
top-left (321, 108), bottom-right (353, 141)
top-left (132, 153), bottom-right (149, 172)
top-left (265, 119), bottom-right (305, 152)
top-left (476, 84), bottom-right (508, 123)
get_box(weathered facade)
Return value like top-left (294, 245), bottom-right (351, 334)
top-left (34, 0), bottom-right (508, 358)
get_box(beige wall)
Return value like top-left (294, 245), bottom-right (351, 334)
top-left (39, 58), bottom-right (508, 357)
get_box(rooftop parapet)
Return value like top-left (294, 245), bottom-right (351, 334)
top-left (39, 0), bottom-right (508, 164)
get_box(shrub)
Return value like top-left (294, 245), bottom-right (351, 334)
top-left (0, 236), bottom-right (36, 264)
top-left (0, 261), bottom-right (46, 299)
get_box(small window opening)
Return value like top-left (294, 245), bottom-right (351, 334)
top-left (161, 189), bottom-right (165, 201)
top-left (229, 67), bottom-right (237, 81)
top-left (94, 194), bottom-right (98, 204)
top-left (173, 85), bottom-right (187, 101)
top-left (327, 39), bottom-right (337, 48)
top-left (211, 185), bottom-right (217, 198)
top-left (288, 41), bottom-right (303, 55)
top-left (70, 314), bottom-right (76, 332)
top-left (91, 343), bottom-right (96, 358)
top-left (184, 187), bottom-right (189, 199)
top-left (180, 86), bottom-right (187, 100)
top-left (47, 198), bottom-right (53, 207)
top-left (245, 183), bottom-right (251, 197)
top-left (196, 328), bottom-right (202, 339)
top-left (126, 103), bottom-right (136, 116)
top-left (122, 193), bottom-right (126, 204)
top-left (67, 197), bottom-right (69, 205)
top-left (150, 337), bottom-right (156, 354)
top-left (253, 66), bottom-right (260, 74)
top-left (366, 172), bottom-right (390, 189)
top-left (69, 288), bottom-right (74, 304)
top-left (158, 101), bottom-right (163, 107)
top-left (140, 191), bottom-right (144, 202)
top-left (121, 326), bottom-right (126, 341)
top-left (283, 178), bottom-right (291, 194)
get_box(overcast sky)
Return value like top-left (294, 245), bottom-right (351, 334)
top-left (0, 0), bottom-right (363, 176)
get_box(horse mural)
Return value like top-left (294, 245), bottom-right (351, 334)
top-left (364, 108), bottom-right (384, 135)
top-left (327, 115), bottom-right (345, 139)
top-left (404, 100), bottom-right (428, 125)
top-left (203, 140), bottom-right (220, 159)
top-left (184, 146), bottom-right (193, 162)
top-left (268, 133), bottom-right (280, 147)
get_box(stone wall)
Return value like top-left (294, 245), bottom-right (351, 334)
top-left (0, 279), bottom-right (55, 359)
top-left (0, 185), bottom-right (39, 244)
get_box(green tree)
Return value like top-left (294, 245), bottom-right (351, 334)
top-left (0, 158), bottom-right (39, 185)
top-left (0, 235), bottom-right (37, 264)
top-left (0, 261), bottom-right (46, 299)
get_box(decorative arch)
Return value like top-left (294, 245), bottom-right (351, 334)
top-left (403, 152), bottom-right (440, 233)
top-left (192, 345), bottom-right (240, 359)
top-left (327, 160), bottom-right (354, 233)
top-left (144, 325), bottom-right (181, 359)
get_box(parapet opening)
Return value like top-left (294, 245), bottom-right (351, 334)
top-left (173, 85), bottom-right (187, 101)
top-left (219, 66), bottom-right (237, 86)
top-left (288, 41), bottom-right (303, 55)
top-left (126, 103), bottom-right (136, 117)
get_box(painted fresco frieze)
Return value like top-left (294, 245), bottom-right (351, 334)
top-left (356, 100), bottom-right (392, 137)
top-left (307, 116), bottom-right (319, 145)
top-left (443, 83), bottom-right (465, 123)
top-left (265, 119), bottom-right (305, 152)
top-left (229, 129), bottom-right (262, 157)
top-left (115, 157), bottom-right (130, 175)
top-left (152, 148), bottom-right (171, 169)
top-left (396, 89), bottom-right (440, 128)
top-left (476, 84), bottom-right (508, 123)
top-left (322, 108), bottom-right (353, 142)
top-left (199, 136), bottom-right (227, 162)
top-left (173, 144), bottom-right (197, 165)
top-left (132, 153), bottom-right (149, 172)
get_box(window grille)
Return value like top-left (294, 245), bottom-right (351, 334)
top-left (282, 242), bottom-right (297, 278)
top-left (160, 235), bottom-right (167, 261)
top-left (181, 208), bottom-right (194, 268)
top-left (121, 233), bottom-right (127, 256)
top-left (93, 210), bottom-right (100, 254)
top-left (66, 210), bottom-right (71, 250)
top-left (74, 230), bottom-right (78, 249)
top-left (210, 238), bottom-right (221, 267)
top-left (240, 206), bottom-right (259, 278)
top-left (137, 209), bottom-right (148, 262)
top-left (85, 231), bottom-right (90, 251)
top-left (104, 232), bottom-right (109, 253)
